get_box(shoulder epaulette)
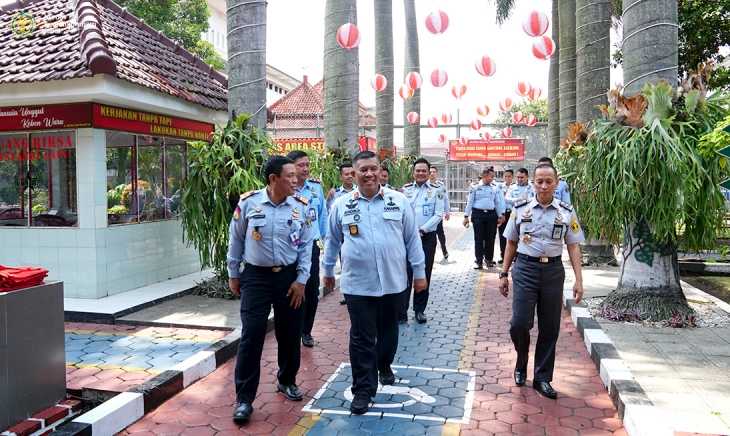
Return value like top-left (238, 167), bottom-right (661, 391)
top-left (308, 178), bottom-right (321, 184)
top-left (559, 201), bottom-right (573, 211)
top-left (403, 182), bottom-right (414, 188)
top-left (513, 198), bottom-right (530, 208)
top-left (239, 191), bottom-right (256, 201)
top-left (294, 195), bottom-right (309, 205)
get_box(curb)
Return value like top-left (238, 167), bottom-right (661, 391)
top-left (562, 290), bottom-right (673, 436)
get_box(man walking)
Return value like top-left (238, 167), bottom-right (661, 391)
top-left (429, 166), bottom-right (450, 262)
top-left (227, 156), bottom-right (314, 424)
top-left (323, 151), bottom-right (426, 415)
top-left (464, 167), bottom-right (506, 269)
top-left (401, 158), bottom-right (445, 324)
top-left (498, 169), bottom-right (514, 263)
top-left (287, 150), bottom-right (328, 348)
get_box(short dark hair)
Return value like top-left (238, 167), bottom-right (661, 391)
top-left (534, 163), bottom-right (558, 178)
top-left (413, 157), bottom-right (430, 169)
top-left (482, 167), bottom-right (494, 175)
top-left (339, 162), bottom-right (353, 173)
top-left (504, 169), bottom-right (514, 176)
top-left (537, 156), bottom-right (553, 165)
top-left (352, 150), bottom-right (377, 166)
top-left (286, 150), bottom-right (308, 162)
top-left (264, 156), bottom-right (294, 183)
top-left (380, 164), bottom-right (390, 174)
top-left (517, 167), bottom-right (529, 176)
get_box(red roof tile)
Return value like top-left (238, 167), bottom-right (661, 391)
top-left (0, 0), bottom-right (227, 110)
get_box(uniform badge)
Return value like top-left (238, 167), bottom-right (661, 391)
top-left (555, 213), bottom-right (563, 224)
top-left (292, 209), bottom-right (300, 221)
top-left (252, 229), bottom-right (262, 240)
top-left (570, 219), bottom-right (581, 233)
top-left (349, 224), bottom-right (359, 236)
top-left (354, 214), bottom-right (361, 223)
top-left (522, 233), bottom-right (532, 243)
top-left (552, 224), bottom-right (564, 239)
top-left (233, 206), bottom-right (241, 221)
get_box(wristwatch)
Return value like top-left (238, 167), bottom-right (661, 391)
top-left (499, 271), bottom-right (509, 279)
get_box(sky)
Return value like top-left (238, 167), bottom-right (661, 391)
top-left (267, 0), bottom-right (621, 149)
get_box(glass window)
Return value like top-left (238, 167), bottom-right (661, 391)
top-left (0, 134), bottom-right (28, 227)
top-left (106, 132), bottom-right (137, 225)
top-left (164, 139), bottom-right (186, 218)
top-left (28, 132), bottom-right (78, 227)
top-left (137, 136), bottom-right (165, 222)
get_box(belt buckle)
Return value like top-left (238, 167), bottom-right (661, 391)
top-left (539, 256), bottom-right (549, 263)
top-left (271, 266), bottom-right (282, 273)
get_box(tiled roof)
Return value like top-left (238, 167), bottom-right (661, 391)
top-left (0, 0), bottom-right (227, 111)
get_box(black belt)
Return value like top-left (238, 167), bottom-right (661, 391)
top-left (517, 253), bottom-right (561, 264)
top-left (246, 263), bottom-right (297, 273)
top-left (473, 208), bottom-right (496, 213)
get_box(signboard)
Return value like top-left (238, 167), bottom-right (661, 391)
top-left (0, 103), bottom-right (92, 132)
top-left (273, 136), bottom-right (378, 154)
top-left (0, 132), bottom-right (74, 161)
top-left (448, 138), bottom-right (525, 161)
top-left (716, 127), bottom-right (730, 189)
top-left (92, 104), bottom-right (213, 141)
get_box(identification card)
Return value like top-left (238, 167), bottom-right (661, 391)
top-left (289, 230), bottom-right (300, 246)
top-left (348, 224), bottom-right (359, 236)
top-left (551, 224), bottom-right (564, 239)
top-left (252, 229), bottom-right (262, 241)
top-left (422, 204), bottom-right (433, 216)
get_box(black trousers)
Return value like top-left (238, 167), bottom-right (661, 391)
top-left (302, 243), bottom-right (320, 336)
top-left (234, 264), bottom-right (303, 403)
top-left (472, 209), bottom-right (498, 264)
top-left (436, 222), bottom-right (448, 256)
top-left (509, 257), bottom-right (565, 382)
top-left (401, 231), bottom-right (437, 317)
top-left (498, 210), bottom-right (512, 260)
top-left (345, 292), bottom-right (400, 398)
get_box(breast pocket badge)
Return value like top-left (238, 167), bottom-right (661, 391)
top-left (552, 224), bottom-right (564, 239)
top-left (289, 229), bottom-right (301, 246)
top-left (348, 224), bottom-right (359, 236)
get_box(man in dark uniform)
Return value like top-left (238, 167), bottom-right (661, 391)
top-left (463, 167), bottom-right (506, 269)
top-left (227, 156), bottom-right (314, 423)
top-left (429, 166), bottom-right (450, 262)
top-left (499, 163), bottom-right (585, 400)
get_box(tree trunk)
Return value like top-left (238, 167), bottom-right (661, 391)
top-left (324, 0), bottom-right (360, 155)
top-left (622, 0), bottom-right (678, 96)
top-left (403, 0), bottom-right (420, 156)
top-left (227, 0), bottom-right (267, 129)
top-left (547, 0), bottom-right (560, 155)
top-left (558, 0), bottom-right (577, 140)
top-left (375, 0), bottom-right (394, 157)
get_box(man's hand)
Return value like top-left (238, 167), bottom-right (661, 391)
top-left (463, 217), bottom-right (470, 228)
top-left (573, 281), bottom-right (584, 304)
top-left (444, 212), bottom-right (450, 221)
top-left (229, 278), bottom-right (241, 296)
top-left (497, 215), bottom-right (505, 226)
top-left (323, 276), bottom-right (336, 291)
top-left (287, 281), bottom-right (306, 309)
top-left (499, 277), bottom-right (510, 298)
top-left (413, 278), bottom-right (428, 293)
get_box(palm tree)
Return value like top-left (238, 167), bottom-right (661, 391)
top-left (324, 0), bottom-right (360, 155)
top-left (558, 0), bottom-right (576, 139)
top-left (547, 1), bottom-right (560, 154)
top-left (227, 0), bottom-right (267, 129)
top-left (375, 0), bottom-right (395, 157)
top-left (403, 0), bottom-right (421, 156)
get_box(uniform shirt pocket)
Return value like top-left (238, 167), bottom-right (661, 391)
top-left (383, 211), bottom-right (403, 221)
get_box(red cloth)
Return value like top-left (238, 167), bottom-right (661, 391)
top-left (0, 265), bottom-right (48, 293)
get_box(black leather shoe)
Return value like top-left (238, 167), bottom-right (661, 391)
top-left (379, 367), bottom-right (396, 385)
top-left (302, 334), bottom-right (314, 348)
top-left (533, 381), bottom-right (558, 399)
top-left (473, 263), bottom-right (483, 270)
top-left (277, 383), bottom-right (304, 401)
top-left (232, 402), bottom-right (253, 424)
top-left (415, 312), bottom-right (428, 324)
top-left (486, 261), bottom-right (496, 268)
top-left (514, 370), bottom-right (526, 386)
top-left (340, 299), bottom-right (347, 305)
top-left (350, 394), bottom-right (370, 415)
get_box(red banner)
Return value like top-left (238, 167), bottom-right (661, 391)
top-left (273, 136), bottom-right (379, 155)
top-left (448, 138), bottom-right (525, 161)
top-left (92, 104), bottom-right (214, 141)
top-left (0, 103), bottom-right (92, 132)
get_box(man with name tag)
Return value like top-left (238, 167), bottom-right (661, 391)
top-left (498, 163), bottom-right (585, 400)
top-left (464, 167), bottom-right (506, 269)
top-left (227, 156), bottom-right (314, 424)
top-left (323, 150), bottom-right (426, 415)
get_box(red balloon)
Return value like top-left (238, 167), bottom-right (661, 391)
top-left (499, 97), bottom-right (513, 112)
top-left (477, 105), bottom-right (490, 117)
top-left (522, 11), bottom-right (549, 37)
top-left (512, 111), bottom-right (524, 124)
top-left (427, 117), bottom-right (439, 128)
top-left (482, 132), bottom-right (493, 140)
top-left (336, 23), bottom-right (360, 50)
top-left (470, 119), bottom-right (482, 130)
top-left (502, 127), bottom-right (513, 138)
top-left (528, 87), bottom-right (542, 101)
top-left (532, 36), bottom-right (555, 60)
top-left (458, 137), bottom-right (468, 145)
top-left (405, 72), bottom-right (423, 90)
top-left (451, 84), bottom-right (467, 99)
top-left (399, 84), bottom-right (414, 100)
top-left (438, 134), bottom-right (448, 143)
top-left (525, 114), bottom-right (538, 126)
top-left (371, 74), bottom-right (388, 92)
top-left (425, 10), bottom-right (449, 34)
top-left (441, 113), bottom-right (452, 124)
top-left (516, 81), bottom-right (532, 97)
top-left (475, 56), bottom-right (497, 77)
top-left (406, 112), bottom-right (420, 125)
top-left (430, 69), bottom-right (449, 87)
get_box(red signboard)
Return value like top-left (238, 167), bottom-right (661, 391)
top-left (92, 104), bottom-right (214, 141)
top-left (0, 103), bottom-right (92, 132)
top-left (273, 136), bottom-right (379, 154)
top-left (448, 138), bottom-right (525, 161)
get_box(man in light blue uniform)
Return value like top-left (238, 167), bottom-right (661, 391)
top-left (538, 157), bottom-right (571, 204)
top-left (287, 150), bottom-right (328, 348)
top-left (227, 156), bottom-right (314, 424)
top-left (401, 158), bottom-right (445, 324)
top-left (497, 169), bottom-right (515, 263)
top-left (323, 150), bottom-right (426, 415)
top-left (326, 162), bottom-right (356, 210)
top-left (379, 164), bottom-right (393, 189)
top-left (463, 167), bottom-right (506, 269)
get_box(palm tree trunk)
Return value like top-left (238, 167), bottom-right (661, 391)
top-left (547, 0), bottom-right (560, 155)
top-left (558, 0), bottom-right (577, 140)
top-left (375, 0), bottom-right (394, 158)
top-left (622, 0), bottom-right (679, 95)
top-left (403, 0), bottom-right (420, 156)
top-left (324, 0), bottom-right (360, 155)
top-left (227, 0), bottom-right (267, 129)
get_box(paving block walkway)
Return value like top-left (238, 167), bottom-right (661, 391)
top-left (121, 223), bottom-right (623, 435)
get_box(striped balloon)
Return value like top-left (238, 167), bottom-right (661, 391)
top-left (475, 55), bottom-right (496, 77)
top-left (482, 132), bottom-right (493, 140)
top-left (528, 87), bottom-right (542, 101)
top-left (427, 117), bottom-right (439, 128)
top-left (470, 119), bottom-right (482, 130)
top-left (522, 11), bottom-right (549, 37)
top-left (371, 73), bottom-right (388, 92)
top-left (532, 35), bottom-right (555, 60)
top-left (499, 97), bottom-right (513, 112)
top-left (425, 10), bottom-right (449, 34)
top-left (451, 84), bottom-right (467, 99)
top-left (476, 105), bottom-right (490, 117)
top-left (502, 127), bottom-right (513, 138)
top-left (525, 114), bottom-right (538, 126)
top-left (512, 111), bottom-right (524, 124)
top-left (405, 71), bottom-right (423, 90)
top-left (406, 112), bottom-right (420, 125)
top-left (336, 23), bottom-right (360, 50)
top-left (399, 84), bottom-right (414, 100)
top-left (430, 69), bottom-right (449, 87)
top-left (516, 81), bottom-right (532, 97)
top-left (441, 113), bottom-right (453, 124)
top-left (438, 134), bottom-right (448, 144)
